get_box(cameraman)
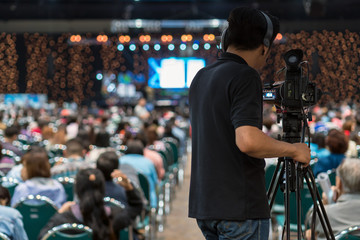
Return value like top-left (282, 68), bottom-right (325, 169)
top-left (188, 7), bottom-right (311, 239)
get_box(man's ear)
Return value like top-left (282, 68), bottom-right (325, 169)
top-left (263, 46), bottom-right (270, 56)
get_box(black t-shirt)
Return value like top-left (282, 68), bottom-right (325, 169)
top-left (188, 52), bottom-right (270, 220)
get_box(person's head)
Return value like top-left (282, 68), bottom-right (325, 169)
top-left (96, 151), bottom-right (119, 181)
top-left (21, 146), bottom-right (50, 180)
top-left (325, 129), bottom-right (348, 154)
top-left (138, 98), bottom-right (146, 107)
top-left (74, 168), bottom-right (114, 240)
top-left (145, 125), bottom-right (159, 145)
top-left (313, 132), bottom-right (327, 149)
top-left (336, 158), bottom-right (360, 194)
top-left (94, 130), bottom-right (110, 148)
top-left (126, 140), bottom-right (144, 155)
top-left (4, 126), bottom-right (20, 141)
top-left (65, 138), bottom-right (85, 158)
top-left (0, 185), bottom-right (11, 206)
top-left (224, 7), bottom-right (280, 69)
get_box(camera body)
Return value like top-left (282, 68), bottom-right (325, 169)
top-left (263, 49), bottom-right (322, 108)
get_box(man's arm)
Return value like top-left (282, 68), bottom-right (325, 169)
top-left (235, 126), bottom-right (311, 165)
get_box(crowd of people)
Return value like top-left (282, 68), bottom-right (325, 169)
top-left (0, 98), bottom-right (188, 240)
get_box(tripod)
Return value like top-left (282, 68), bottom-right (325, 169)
top-left (267, 108), bottom-right (335, 240)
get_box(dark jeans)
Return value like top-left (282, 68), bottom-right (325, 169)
top-left (197, 219), bottom-right (270, 240)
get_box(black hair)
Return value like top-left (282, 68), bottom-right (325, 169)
top-left (126, 140), bottom-right (144, 155)
top-left (226, 7), bottom-right (280, 50)
top-left (4, 126), bottom-right (20, 138)
top-left (0, 185), bottom-right (11, 206)
top-left (65, 138), bottom-right (85, 157)
top-left (96, 151), bottom-right (119, 181)
top-left (75, 168), bottom-right (115, 240)
top-left (95, 130), bottom-right (110, 148)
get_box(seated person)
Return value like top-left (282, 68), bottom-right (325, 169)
top-left (120, 140), bottom-right (158, 208)
top-left (1, 125), bottom-right (23, 157)
top-left (306, 158), bottom-right (360, 239)
top-left (11, 146), bottom-right (66, 208)
top-left (39, 168), bottom-right (143, 240)
top-left (0, 186), bottom-right (28, 240)
top-left (313, 129), bottom-right (348, 176)
top-left (96, 151), bottom-right (129, 205)
top-left (51, 138), bottom-right (93, 179)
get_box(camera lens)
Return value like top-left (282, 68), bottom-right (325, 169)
top-left (288, 55), bottom-right (298, 64)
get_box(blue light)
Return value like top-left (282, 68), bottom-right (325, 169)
top-left (180, 43), bottom-right (186, 51)
top-left (154, 44), bottom-right (161, 51)
top-left (117, 44), bottom-right (124, 51)
top-left (96, 73), bottom-right (103, 80)
top-left (143, 44), bottom-right (149, 51)
top-left (192, 43), bottom-right (199, 50)
top-left (168, 44), bottom-right (175, 51)
top-left (204, 43), bottom-right (211, 50)
top-left (129, 44), bottom-right (136, 51)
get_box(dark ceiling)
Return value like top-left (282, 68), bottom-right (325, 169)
top-left (1, 0), bottom-right (360, 21)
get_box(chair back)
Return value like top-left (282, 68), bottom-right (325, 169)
top-left (1, 177), bottom-right (19, 198)
top-left (335, 226), bottom-right (360, 240)
top-left (137, 172), bottom-right (150, 203)
top-left (0, 232), bottom-right (10, 240)
top-left (57, 177), bottom-right (75, 201)
top-left (327, 169), bottom-right (337, 186)
top-left (41, 223), bottom-right (92, 240)
top-left (14, 195), bottom-right (58, 240)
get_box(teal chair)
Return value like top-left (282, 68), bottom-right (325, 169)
top-left (14, 195), bottom-right (58, 240)
top-left (137, 172), bottom-right (157, 240)
top-left (0, 232), bottom-right (10, 240)
top-left (335, 226), bottom-right (360, 240)
top-left (1, 177), bottom-right (19, 198)
top-left (327, 169), bottom-right (336, 186)
top-left (57, 177), bottom-right (75, 201)
top-left (104, 197), bottom-right (132, 240)
top-left (41, 223), bottom-right (92, 240)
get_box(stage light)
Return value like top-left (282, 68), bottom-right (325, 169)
top-left (117, 44), bottom-right (124, 51)
top-left (119, 35), bottom-right (131, 43)
top-left (143, 44), bottom-right (149, 51)
top-left (96, 73), bottom-right (103, 80)
top-left (275, 33), bottom-right (283, 40)
top-left (192, 43), bottom-right (199, 50)
top-left (208, 34), bottom-right (215, 41)
top-left (161, 35), bottom-right (168, 42)
top-left (154, 44), bottom-right (161, 51)
top-left (180, 43), bottom-right (186, 50)
top-left (167, 35), bottom-right (173, 42)
top-left (70, 35), bottom-right (81, 42)
top-left (97, 35), bottom-right (108, 42)
top-left (204, 43), bottom-right (211, 50)
top-left (139, 35), bottom-right (145, 42)
top-left (203, 34), bottom-right (209, 42)
top-left (129, 44), bottom-right (136, 51)
top-left (135, 19), bottom-right (142, 28)
top-left (168, 44), bottom-right (175, 51)
top-left (144, 35), bottom-right (151, 42)
top-left (124, 35), bottom-right (131, 42)
top-left (181, 34), bottom-right (187, 42)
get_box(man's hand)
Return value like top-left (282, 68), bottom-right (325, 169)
top-left (291, 143), bottom-right (311, 166)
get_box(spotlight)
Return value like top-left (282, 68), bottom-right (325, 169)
top-left (192, 43), bottom-right (199, 50)
top-left (204, 43), bottom-right (211, 50)
top-left (129, 44), bottom-right (136, 51)
top-left (96, 73), bottom-right (103, 80)
top-left (143, 44), bottom-right (150, 51)
top-left (117, 44), bottom-right (124, 51)
top-left (154, 44), bottom-right (161, 51)
top-left (168, 44), bottom-right (175, 51)
top-left (180, 43), bottom-right (186, 51)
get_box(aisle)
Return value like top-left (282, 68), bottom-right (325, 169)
top-left (156, 154), bottom-right (204, 240)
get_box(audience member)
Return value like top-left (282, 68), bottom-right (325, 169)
top-left (306, 158), bottom-right (360, 239)
top-left (11, 146), bottom-right (66, 208)
top-left (2, 125), bottom-right (23, 157)
top-left (120, 140), bottom-right (158, 208)
top-left (51, 138), bottom-right (93, 179)
top-left (313, 129), bottom-right (348, 176)
top-left (134, 98), bottom-right (150, 122)
top-left (342, 120), bottom-right (358, 158)
top-left (39, 168), bottom-right (143, 240)
top-left (0, 186), bottom-right (28, 240)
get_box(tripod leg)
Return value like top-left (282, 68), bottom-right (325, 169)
top-left (268, 160), bottom-right (285, 210)
top-left (284, 159), bottom-right (291, 240)
top-left (306, 170), bottom-right (336, 240)
top-left (296, 164), bottom-right (302, 240)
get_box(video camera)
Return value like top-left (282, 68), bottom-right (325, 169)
top-left (263, 49), bottom-right (322, 108)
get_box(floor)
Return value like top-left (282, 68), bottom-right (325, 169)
top-left (156, 153), bottom-right (204, 240)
